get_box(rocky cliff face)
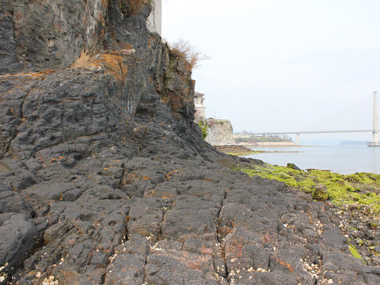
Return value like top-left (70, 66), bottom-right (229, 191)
top-left (1, 1), bottom-right (379, 284)
top-left (0, 0), bottom-right (107, 74)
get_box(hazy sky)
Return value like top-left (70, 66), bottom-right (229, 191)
top-left (162, 0), bottom-right (380, 142)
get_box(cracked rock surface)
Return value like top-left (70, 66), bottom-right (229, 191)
top-left (1, 0), bottom-right (380, 284)
top-left (1, 69), bottom-right (380, 284)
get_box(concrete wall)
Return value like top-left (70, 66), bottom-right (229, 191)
top-left (147, 0), bottom-right (162, 35)
top-left (194, 107), bottom-right (206, 121)
top-left (204, 119), bottom-right (236, 146)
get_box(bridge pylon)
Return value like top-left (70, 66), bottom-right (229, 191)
top-left (368, 91), bottom-right (380, 147)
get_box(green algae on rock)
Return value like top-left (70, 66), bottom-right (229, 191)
top-left (349, 244), bottom-right (365, 263)
top-left (234, 163), bottom-right (380, 214)
top-left (234, 162), bottom-right (380, 264)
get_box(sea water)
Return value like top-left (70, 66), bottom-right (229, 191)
top-left (244, 145), bottom-right (380, 174)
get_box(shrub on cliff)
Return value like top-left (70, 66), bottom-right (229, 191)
top-left (115, 0), bottom-right (152, 16)
top-left (171, 40), bottom-right (209, 71)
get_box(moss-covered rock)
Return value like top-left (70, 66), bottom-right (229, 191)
top-left (233, 162), bottom-right (380, 266)
top-left (287, 162), bottom-right (301, 170)
top-left (312, 184), bottom-right (329, 201)
top-left (234, 163), bottom-right (380, 214)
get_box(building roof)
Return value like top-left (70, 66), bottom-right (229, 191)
top-left (194, 92), bottom-right (205, 97)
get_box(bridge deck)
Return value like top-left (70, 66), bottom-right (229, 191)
top-left (250, 130), bottom-right (373, 136)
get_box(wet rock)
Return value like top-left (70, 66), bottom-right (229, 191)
top-left (287, 162), bottom-right (301, 170)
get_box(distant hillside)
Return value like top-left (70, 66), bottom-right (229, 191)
top-left (234, 134), bottom-right (293, 144)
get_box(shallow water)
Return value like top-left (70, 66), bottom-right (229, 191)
top-left (244, 145), bottom-right (380, 174)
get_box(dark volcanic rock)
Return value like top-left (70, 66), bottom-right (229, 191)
top-left (0, 1), bottom-right (379, 284)
top-left (0, 214), bottom-right (38, 275)
top-left (0, 0), bottom-right (109, 74)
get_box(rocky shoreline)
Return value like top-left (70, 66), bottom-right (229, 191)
top-left (332, 202), bottom-right (380, 267)
top-left (236, 163), bottom-right (380, 271)
top-left (215, 145), bottom-right (258, 156)
top-left (0, 1), bottom-right (379, 284)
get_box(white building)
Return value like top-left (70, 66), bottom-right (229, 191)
top-left (147, 0), bottom-right (162, 35)
top-left (194, 92), bottom-right (206, 120)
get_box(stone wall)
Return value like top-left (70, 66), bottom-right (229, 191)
top-left (204, 119), bottom-right (236, 146)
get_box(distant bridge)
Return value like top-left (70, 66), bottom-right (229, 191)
top-left (252, 92), bottom-right (380, 146)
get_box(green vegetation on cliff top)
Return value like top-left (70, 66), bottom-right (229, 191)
top-left (234, 163), bottom-right (380, 214)
top-left (198, 121), bottom-right (208, 140)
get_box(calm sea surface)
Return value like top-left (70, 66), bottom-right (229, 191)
top-left (244, 145), bottom-right (380, 174)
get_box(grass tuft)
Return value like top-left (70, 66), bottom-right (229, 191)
top-left (71, 51), bottom-right (128, 81)
top-left (71, 51), bottom-right (93, 69)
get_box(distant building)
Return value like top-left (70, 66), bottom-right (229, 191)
top-left (147, 0), bottom-right (162, 35)
top-left (194, 92), bottom-right (206, 120)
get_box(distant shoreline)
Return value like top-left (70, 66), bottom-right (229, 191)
top-left (238, 142), bottom-right (299, 147)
